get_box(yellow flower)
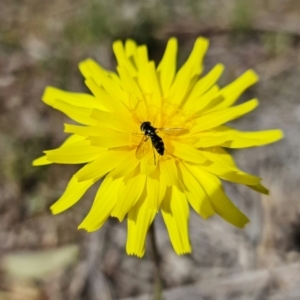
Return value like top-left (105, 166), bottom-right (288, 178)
top-left (33, 37), bottom-right (283, 257)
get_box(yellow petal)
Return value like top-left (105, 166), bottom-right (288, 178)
top-left (201, 162), bottom-right (260, 185)
top-left (184, 64), bottom-right (224, 109)
top-left (187, 165), bottom-right (249, 228)
top-left (140, 153), bottom-right (157, 176)
top-left (157, 37), bottom-right (178, 97)
top-left (117, 65), bottom-right (143, 105)
top-left (168, 37), bottom-right (209, 106)
top-left (158, 175), bottom-right (167, 206)
top-left (125, 39), bottom-right (138, 59)
top-left (112, 40), bottom-right (138, 77)
top-left (211, 127), bottom-right (284, 148)
top-left (64, 124), bottom-right (101, 137)
top-left (195, 135), bottom-right (232, 148)
top-left (215, 69), bottom-right (259, 110)
top-left (196, 126), bottom-right (284, 148)
top-left (82, 58), bottom-right (130, 113)
top-left (168, 140), bottom-right (208, 164)
top-left (32, 155), bottom-right (52, 166)
top-left (178, 162), bottom-right (215, 219)
top-left (52, 100), bottom-right (97, 126)
top-left (146, 166), bottom-right (165, 210)
top-left (109, 72), bottom-right (123, 87)
top-left (159, 157), bottom-right (178, 186)
top-left (199, 147), bottom-right (261, 185)
top-left (146, 176), bottom-right (160, 210)
top-left (161, 186), bottom-right (191, 255)
top-left (78, 176), bottom-right (123, 231)
top-left (193, 99), bottom-right (258, 132)
top-left (91, 109), bottom-right (136, 134)
top-left (247, 183), bottom-right (269, 195)
top-left (199, 147), bottom-right (242, 168)
top-left (147, 61), bottom-right (162, 107)
top-left (137, 61), bottom-right (161, 108)
top-left (84, 78), bottom-right (128, 114)
top-left (111, 171), bottom-right (147, 221)
top-left (79, 59), bottom-right (123, 87)
top-left (169, 38), bottom-right (208, 105)
top-left (32, 134), bottom-right (86, 166)
top-left (108, 149), bottom-right (140, 179)
top-left (44, 140), bottom-right (106, 164)
top-left (90, 130), bottom-right (139, 148)
top-left (137, 46), bottom-right (152, 94)
top-left (186, 37), bottom-right (209, 69)
top-left (189, 85), bottom-right (222, 114)
top-left (50, 175), bottom-right (95, 214)
top-left (61, 134), bottom-right (86, 146)
top-left (136, 45), bottom-right (149, 70)
top-left (42, 86), bottom-right (104, 110)
top-left (126, 194), bottom-right (156, 257)
top-left (79, 58), bottom-right (108, 85)
top-left (75, 148), bottom-right (128, 182)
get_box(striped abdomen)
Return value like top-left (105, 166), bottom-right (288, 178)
top-left (151, 135), bottom-right (164, 155)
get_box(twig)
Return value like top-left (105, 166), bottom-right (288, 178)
top-left (149, 222), bottom-right (163, 300)
top-left (69, 228), bottom-right (112, 300)
top-left (120, 263), bottom-right (300, 300)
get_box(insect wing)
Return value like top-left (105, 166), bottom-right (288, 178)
top-left (136, 136), bottom-right (150, 159)
top-left (158, 128), bottom-right (189, 136)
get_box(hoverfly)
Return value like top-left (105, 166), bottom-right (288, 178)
top-left (136, 121), bottom-right (189, 165)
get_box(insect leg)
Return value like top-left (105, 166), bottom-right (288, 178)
top-left (136, 135), bottom-right (150, 160)
top-left (151, 142), bottom-right (157, 165)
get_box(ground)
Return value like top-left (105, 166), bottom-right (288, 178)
top-left (1, 0), bottom-right (300, 299)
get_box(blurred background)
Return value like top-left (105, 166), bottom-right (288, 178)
top-left (0, 0), bottom-right (300, 299)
